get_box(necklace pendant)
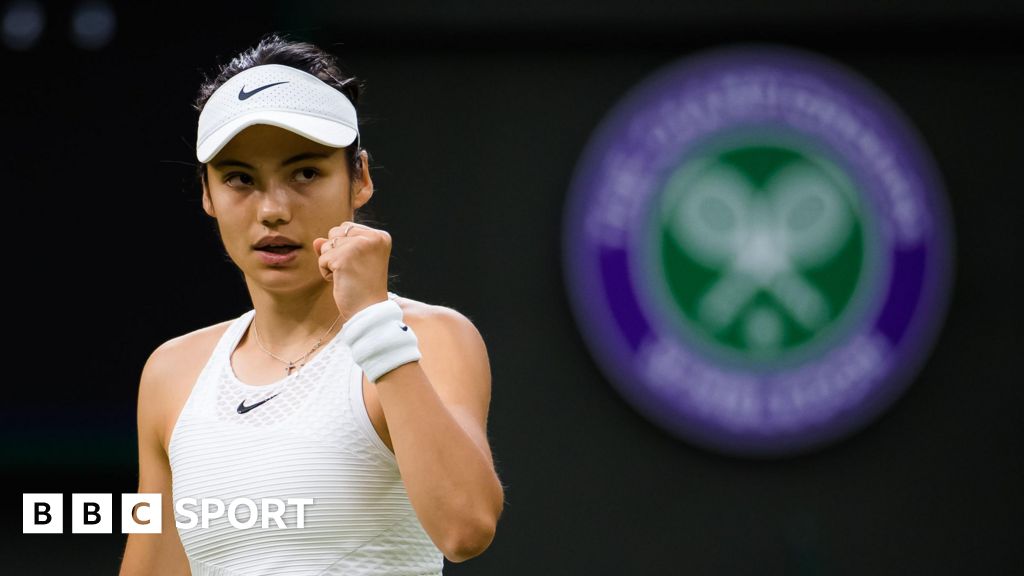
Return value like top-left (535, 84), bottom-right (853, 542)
top-left (286, 361), bottom-right (295, 375)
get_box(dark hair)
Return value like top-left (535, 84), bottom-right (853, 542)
top-left (193, 32), bottom-right (374, 225)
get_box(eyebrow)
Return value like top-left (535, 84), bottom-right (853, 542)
top-left (211, 151), bottom-right (332, 170)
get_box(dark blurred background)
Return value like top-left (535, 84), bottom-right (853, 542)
top-left (2, 0), bottom-right (1022, 573)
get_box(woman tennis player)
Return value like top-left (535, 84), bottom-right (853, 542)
top-left (119, 33), bottom-right (504, 575)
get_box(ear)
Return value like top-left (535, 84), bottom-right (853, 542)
top-left (351, 150), bottom-right (374, 210)
top-left (201, 174), bottom-right (216, 218)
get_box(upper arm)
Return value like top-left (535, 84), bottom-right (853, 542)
top-left (412, 306), bottom-right (495, 466)
top-left (119, 342), bottom-right (191, 576)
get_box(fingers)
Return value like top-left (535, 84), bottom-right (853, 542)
top-left (315, 227), bottom-right (352, 258)
top-left (313, 236), bottom-right (337, 280)
top-left (319, 222), bottom-right (379, 257)
top-left (315, 236), bottom-right (335, 257)
top-left (317, 226), bottom-right (355, 280)
top-left (315, 222), bottom-right (392, 282)
top-left (327, 222), bottom-right (366, 241)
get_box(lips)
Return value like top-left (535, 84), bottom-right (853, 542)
top-left (258, 246), bottom-right (298, 254)
top-left (253, 234), bottom-right (301, 250)
top-left (255, 245), bottom-right (300, 266)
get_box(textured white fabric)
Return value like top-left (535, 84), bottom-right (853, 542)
top-left (340, 298), bottom-right (421, 383)
top-left (168, 291), bottom-right (444, 576)
top-left (196, 63), bottom-right (359, 163)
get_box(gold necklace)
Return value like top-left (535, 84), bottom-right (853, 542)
top-left (251, 313), bottom-right (343, 375)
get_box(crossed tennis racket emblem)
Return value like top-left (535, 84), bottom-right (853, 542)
top-left (668, 160), bottom-right (854, 340)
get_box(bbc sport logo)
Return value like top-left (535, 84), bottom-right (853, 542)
top-left (23, 494), bottom-right (313, 533)
top-left (562, 43), bottom-right (954, 458)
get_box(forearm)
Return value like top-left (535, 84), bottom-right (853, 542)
top-left (374, 360), bottom-right (502, 558)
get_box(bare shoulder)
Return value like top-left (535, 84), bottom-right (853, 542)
top-left (139, 317), bottom-right (237, 453)
top-left (390, 293), bottom-right (489, 379)
top-left (391, 293), bottom-right (482, 337)
top-left (145, 318), bottom-right (234, 380)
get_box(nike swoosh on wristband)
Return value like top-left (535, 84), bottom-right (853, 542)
top-left (237, 393), bottom-right (281, 414)
top-left (238, 81), bottom-right (289, 100)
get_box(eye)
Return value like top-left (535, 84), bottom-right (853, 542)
top-left (224, 172), bottom-right (254, 187)
top-left (294, 167), bottom-right (320, 183)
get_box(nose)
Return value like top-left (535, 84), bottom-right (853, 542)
top-left (257, 184), bottom-right (293, 227)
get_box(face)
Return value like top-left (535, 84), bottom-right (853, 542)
top-left (202, 123), bottom-right (372, 291)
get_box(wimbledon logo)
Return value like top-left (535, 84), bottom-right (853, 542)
top-left (562, 44), bottom-right (954, 458)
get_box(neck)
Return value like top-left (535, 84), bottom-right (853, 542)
top-left (245, 281), bottom-right (344, 357)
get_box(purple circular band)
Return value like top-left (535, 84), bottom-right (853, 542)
top-left (562, 44), bottom-right (954, 458)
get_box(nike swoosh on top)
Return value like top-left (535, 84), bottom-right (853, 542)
top-left (238, 81), bottom-right (289, 100)
top-left (400, 324), bottom-right (409, 331)
top-left (237, 392), bottom-right (281, 414)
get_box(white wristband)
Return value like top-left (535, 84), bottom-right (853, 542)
top-left (339, 298), bottom-right (421, 383)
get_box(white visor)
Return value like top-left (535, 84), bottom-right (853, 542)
top-left (196, 63), bottom-right (359, 163)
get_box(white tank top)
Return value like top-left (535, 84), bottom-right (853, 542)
top-left (168, 292), bottom-right (445, 576)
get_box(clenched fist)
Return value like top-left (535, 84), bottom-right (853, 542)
top-left (312, 221), bottom-right (392, 324)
